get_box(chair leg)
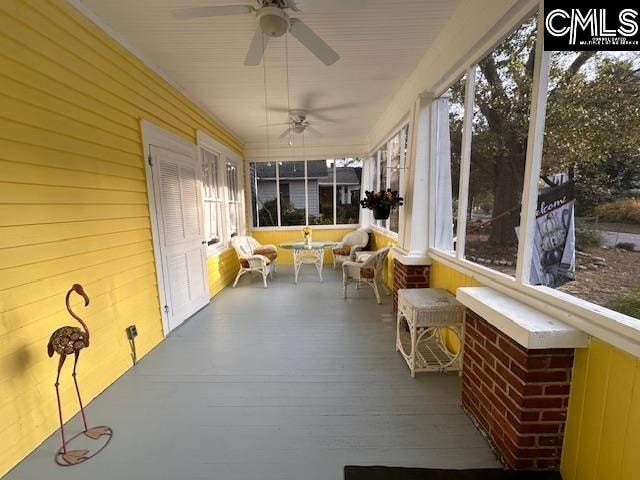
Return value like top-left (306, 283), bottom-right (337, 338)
top-left (262, 270), bottom-right (268, 288)
top-left (372, 281), bottom-right (382, 304)
top-left (342, 274), bottom-right (348, 299)
top-left (232, 269), bottom-right (243, 287)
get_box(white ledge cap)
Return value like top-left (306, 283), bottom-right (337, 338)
top-left (391, 247), bottom-right (431, 266)
top-left (457, 287), bottom-right (589, 350)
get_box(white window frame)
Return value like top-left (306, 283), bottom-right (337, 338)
top-left (248, 158), bottom-right (364, 230)
top-left (366, 124), bottom-right (409, 239)
top-left (200, 147), bottom-right (225, 253)
top-left (426, 5), bottom-right (640, 357)
top-left (197, 131), bottom-right (245, 255)
top-left (225, 159), bottom-right (243, 239)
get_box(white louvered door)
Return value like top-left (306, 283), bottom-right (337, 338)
top-left (150, 145), bottom-right (209, 332)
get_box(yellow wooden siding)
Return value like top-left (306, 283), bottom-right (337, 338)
top-left (430, 260), bottom-right (640, 480)
top-left (429, 260), bottom-right (481, 353)
top-left (207, 249), bottom-right (240, 298)
top-left (561, 339), bottom-right (640, 480)
top-left (251, 228), bottom-right (357, 265)
top-left (0, 0), bottom-right (241, 475)
top-left (368, 229), bottom-right (398, 289)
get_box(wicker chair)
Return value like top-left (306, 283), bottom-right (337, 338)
top-left (332, 229), bottom-right (369, 269)
top-left (342, 246), bottom-right (391, 304)
top-left (231, 236), bottom-right (278, 288)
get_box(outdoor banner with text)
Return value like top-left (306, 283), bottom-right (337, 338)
top-left (530, 181), bottom-right (576, 288)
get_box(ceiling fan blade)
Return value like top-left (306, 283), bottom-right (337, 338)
top-left (305, 125), bottom-right (321, 135)
top-left (289, 18), bottom-right (339, 66)
top-left (260, 122), bottom-right (291, 127)
top-left (173, 5), bottom-right (255, 19)
top-left (278, 127), bottom-right (293, 139)
top-left (307, 112), bottom-right (336, 123)
top-left (245, 27), bottom-right (269, 66)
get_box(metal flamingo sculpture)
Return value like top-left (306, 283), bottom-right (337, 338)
top-left (48, 284), bottom-right (112, 466)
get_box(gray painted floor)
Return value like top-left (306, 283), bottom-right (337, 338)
top-left (6, 266), bottom-right (498, 480)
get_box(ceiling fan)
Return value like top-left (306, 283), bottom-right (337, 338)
top-left (263, 110), bottom-right (320, 143)
top-left (174, 0), bottom-right (340, 66)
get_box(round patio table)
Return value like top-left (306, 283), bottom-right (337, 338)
top-left (279, 240), bottom-right (337, 284)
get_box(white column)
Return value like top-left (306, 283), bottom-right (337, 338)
top-left (360, 156), bottom-right (373, 229)
top-left (398, 94), bottom-right (432, 262)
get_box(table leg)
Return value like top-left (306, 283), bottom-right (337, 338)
top-left (316, 248), bottom-right (324, 282)
top-left (293, 249), bottom-right (301, 284)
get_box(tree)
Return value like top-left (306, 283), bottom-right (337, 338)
top-left (451, 15), bottom-right (640, 245)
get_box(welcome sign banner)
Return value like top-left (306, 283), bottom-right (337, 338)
top-left (529, 181), bottom-right (576, 288)
top-left (544, 4), bottom-right (640, 51)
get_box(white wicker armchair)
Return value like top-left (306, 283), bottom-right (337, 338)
top-left (231, 236), bottom-right (278, 288)
top-left (342, 246), bottom-right (391, 304)
top-left (332, 229), bottom-right (369, 268)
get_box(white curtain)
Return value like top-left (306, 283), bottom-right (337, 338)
top-left (433, 97), bottom-right (455, 252)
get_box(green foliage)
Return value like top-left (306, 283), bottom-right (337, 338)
top-left (609, 290), bottom-right (640, 319)
top-left (258, 199), bottom-right (278, 226)
top-left (575, 226), bottom-right (603, 250)
top-left (593, 198), bottom-right (640, 224)
top-left (446, 12), bottom-right (640, 244)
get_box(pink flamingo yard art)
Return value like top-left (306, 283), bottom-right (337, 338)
top-left (48, 284), bottom-right (112, 466)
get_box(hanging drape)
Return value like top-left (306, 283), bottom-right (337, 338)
top-left (433, 96), bottom-right (455, 252)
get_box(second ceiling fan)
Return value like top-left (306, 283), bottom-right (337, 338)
top-left (175, 0), bottom-right (340, 66)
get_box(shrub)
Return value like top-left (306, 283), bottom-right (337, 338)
top-left (592, 198), bottom-right (640, 224)
top-left (575, 226), bottom-right (603, 250)
top-left (609, 290), bottom-right (640, 319)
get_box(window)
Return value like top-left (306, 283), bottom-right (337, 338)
top-left (279, 161), bottom-right (306, 226)
top-left (369, 125), bottom-right (408, 233)
top-left (199, 139), bottom-right (245, 252)
top-left (249, 158), bottom-right (362, 227)
top-left (434, 75), bottom-right (465, 252)
top-left (226, 160), bottom-right (242, 237)
top-left (430, 9), bottom-right (640, 349)
top-left (315, 159), bottom-right (335, 225)
top-left (335, 158), bottom-right (362, 225)
top-left (201, 148), bottom-right (224, 248)
top-left (535, 50), bottom-right (640, 313)
top-left (463, 16), bottom-right (536, 275)
top-left (250, 162), bottom-right (277, 227)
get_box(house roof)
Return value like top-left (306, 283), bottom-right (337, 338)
top-left (254, 161), bottom-right (328, 180)
top-left (318, 167), bottom-right (361, 186)
top-left (254, 162), bottom-right (361, 186)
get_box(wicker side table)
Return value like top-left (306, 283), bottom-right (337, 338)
top-left (396, 288), bottom-right (465, 377)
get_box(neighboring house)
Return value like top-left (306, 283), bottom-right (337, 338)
top-left (254, 161), bottom-right (328, 216)
top-left (253, 161), bottom-right (361, 218)
top-left (318, 166), bottom-right (362, 208)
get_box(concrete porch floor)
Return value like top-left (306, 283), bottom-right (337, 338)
top-left (6, 265), bottom-right (499, 480)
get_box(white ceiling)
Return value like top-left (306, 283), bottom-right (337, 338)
top-left (78, 0), bottom-right (463, 153)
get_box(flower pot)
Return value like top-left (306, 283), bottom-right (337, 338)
top-left (373, 205), bottom-right (391, 220)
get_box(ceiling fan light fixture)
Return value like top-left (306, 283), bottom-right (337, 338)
top-left (258, 7), bottom-right (289, 37)
top-left (292, 124), bottom-right (306, 134)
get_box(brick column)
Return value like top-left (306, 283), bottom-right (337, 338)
top-left (392, 259), bottom-right (429, 313)
top-left (462, 309), bottom-right (574, 470)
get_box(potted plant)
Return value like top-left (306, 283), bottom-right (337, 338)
top-left (360, 189), bottom-right (404, 220)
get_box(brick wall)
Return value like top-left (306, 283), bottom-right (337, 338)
top-left (462, 309), bottom-right (574, 470)
top-left (392, 259), bottom-right (430, 312)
